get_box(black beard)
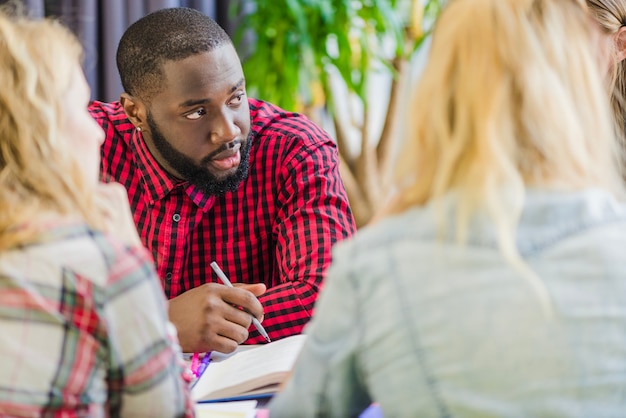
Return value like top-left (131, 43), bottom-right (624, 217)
top-left (146, 111), bottom-right (252, 196)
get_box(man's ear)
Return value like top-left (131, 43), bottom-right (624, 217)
top-left (614, 26), bottom-right (626, 63)
top-left (120, 92), bottom-right (147, 131)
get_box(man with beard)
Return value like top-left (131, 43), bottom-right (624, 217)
top-left (88, 7), bottom-right (356, 354)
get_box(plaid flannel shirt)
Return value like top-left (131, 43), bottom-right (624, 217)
top-left (0, 222), bottom-right (193, 417)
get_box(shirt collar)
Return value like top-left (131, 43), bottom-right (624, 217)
top-left (131, 129), bottom-right (215, 211)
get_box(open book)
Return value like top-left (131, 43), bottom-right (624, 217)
top-left (192, 334), bottom-right (307, 403)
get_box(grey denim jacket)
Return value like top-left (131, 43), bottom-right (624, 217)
top-left (270, 189), bottom-right (626, 418)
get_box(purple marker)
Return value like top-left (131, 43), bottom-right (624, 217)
top-left (196, 352), bottom-right (211, 377)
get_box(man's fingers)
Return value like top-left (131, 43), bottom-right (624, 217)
top-left (233, 282), bottom-right (267, 297)
top-left (219, 286), bottom-right (265, 320)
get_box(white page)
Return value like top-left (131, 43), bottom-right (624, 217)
top-left (195, 400), bottom-right (257, 418)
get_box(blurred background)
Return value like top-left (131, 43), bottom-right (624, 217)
top-left (2, 0), bottom-right (443, 227)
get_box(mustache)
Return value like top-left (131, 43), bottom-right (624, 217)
top-left (201, 139), bottom-right (244, 164)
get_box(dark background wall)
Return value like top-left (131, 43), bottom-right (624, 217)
top-left (0, 0), bottom-right (237, 101)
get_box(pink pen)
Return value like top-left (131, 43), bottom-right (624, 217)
top-left (190, 352), bottom-right (200, 377)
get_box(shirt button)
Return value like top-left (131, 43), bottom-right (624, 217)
top-left (173, 213), bottom-right (181, 222)
top-left (165, 272), bottom-right (173, 282)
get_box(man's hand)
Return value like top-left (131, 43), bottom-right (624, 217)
top-left (168, 282), bottom-right (266, 353)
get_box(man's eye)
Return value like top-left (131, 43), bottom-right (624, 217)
top-left (185, 108), bottom-right (206, 120)
top-left (231, 93), bottom-right (245, 105)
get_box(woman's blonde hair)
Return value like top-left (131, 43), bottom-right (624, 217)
top-left (386, 0), bottom-right (624, 311)
top-left (0, 6), bottom-right (104, 249)
top-left (587, 0), bottom-right (626, 144)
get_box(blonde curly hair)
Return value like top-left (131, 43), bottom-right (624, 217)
top-left (0, 6), bottom-right (105, 249)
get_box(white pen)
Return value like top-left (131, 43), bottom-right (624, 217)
top-left (210, 261), bottom-right (271, 343)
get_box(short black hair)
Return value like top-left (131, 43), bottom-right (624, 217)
top-left (116, 7), bottom-right (232, 100)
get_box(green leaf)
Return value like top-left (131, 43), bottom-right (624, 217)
top-left (234, 0), bottom-right (443, 111)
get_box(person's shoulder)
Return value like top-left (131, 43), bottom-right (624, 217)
top-left (96, 230), bottom-right (152, 265)
top-left (50, 222), bottom-right (151, 275)
top-left (333, 206), bottom-right (437, 263)
top-left (23, 222), bottom-right (112, 287)
top-left (88, 100), bottom-right (122, 118)
top-left (248, 97), bottom-right (290, 119)
top-left (325, 209), bottom-right (432, 296)
top-left (88, 100), bottom-right (134, 130)
top-left (517, 188), bottom-right (626, 256)
top-left (84, 227), bottom-right (158, 289)
top-left (248, 98), bottom-right (332, 146)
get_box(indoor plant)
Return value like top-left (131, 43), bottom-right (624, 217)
top-left (233, 0), bottom-right (443, 227)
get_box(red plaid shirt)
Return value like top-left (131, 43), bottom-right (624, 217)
top-left (89, 98), bottom-right (355, 343)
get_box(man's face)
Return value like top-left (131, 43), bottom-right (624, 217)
top-left (140, 44), bottom-right (252, 195)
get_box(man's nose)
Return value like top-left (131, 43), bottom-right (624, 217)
top-left (210, 112), bottom-right (240, 144)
